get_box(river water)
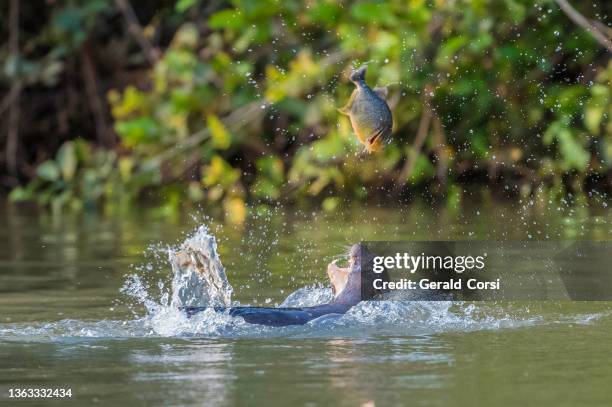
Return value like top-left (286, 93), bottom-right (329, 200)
top-left (1, 196), bottom-right (611, 406)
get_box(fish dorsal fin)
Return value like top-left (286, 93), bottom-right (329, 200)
top-left (373, 86), bottom-right (388, 100)
top-left (338, 89), bottom-right (358, 115)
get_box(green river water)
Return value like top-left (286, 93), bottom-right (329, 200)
top-left (1, 196), bottom-right (611, 406)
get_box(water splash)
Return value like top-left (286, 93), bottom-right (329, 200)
top-left (280, 285), bottom-right (334, 307)
top-left (2, 225), bottom-right (610, 342)
top-left (168, 226), bottom-right (232, 308)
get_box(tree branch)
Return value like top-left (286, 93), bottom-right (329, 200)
top-left (395, 93), bottom-right (433, 189)
top-left (140, 101), bottom-right (265, 172)
top-left (114, 0), bottom-right (160, 65)
top-left (81, 44), bottom-right (115, 147)
top-left (432, 115), bottom-right (447, 185)
top-left (6, 0), bottom-right (21, 176)
top-left (555, 0), bottom-right (612, 53)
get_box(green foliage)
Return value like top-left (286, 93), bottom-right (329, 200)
top-left (10, 140), bottom-right (134, 211)
top-left (1, 1), bottom-right (112, 87)
top-left (252, 157), bottom-right (284, 200)
top-left (5, 0), bottom-right (610, 218)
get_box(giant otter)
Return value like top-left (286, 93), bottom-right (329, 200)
top-left (180, 244), bottom-right (385, 327)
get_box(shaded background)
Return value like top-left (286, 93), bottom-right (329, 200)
top-left (0, 0), bottom-right (610, 221)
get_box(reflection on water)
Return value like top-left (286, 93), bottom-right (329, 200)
top-left (130, 342), bottom-right (234, 407)
top-left (0, 197), bottom-right (611, 405)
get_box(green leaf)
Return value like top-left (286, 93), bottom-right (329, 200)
top-left (350, 2), bottom-right (396, 25)
top-left (37, 160), bottom-right (61, 182)
top-left (9, 186), bottom-right (33, 202)
top-left (207, 115), bottom-right (231, 149)
top-left (56, 141), bottom-right (78, 181)
top-left (437, 36), bottom-right (468, 69)
top-left (557, 129), bottom-right (589, 171)
top-left (585, 106), bottom-right (603, 134)
top-left (545, 121), bottom-right (589, 171)
top-left (115, 117), bottom-right (160, 147)
top-left (322, 196), bottom-right (340, 212)
top-left (209, 9), bottom-right (244, 30)
top-left (408, 154), bottom-right (435, 183)
top-left (584, 84), bottom-right (609, 135)
top-left (203, 156), bottom-right (239, 187)
top-left (176, 0), bottom-right (197, 12)
top-left (252, 157), bottom-right (284, 199)
top-left (256, 157), bottom-right (284, 184)
top-left (308, 2), bottom-right (341, 26)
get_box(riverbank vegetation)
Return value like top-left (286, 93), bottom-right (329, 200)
top-left (1, 0), bottom-right (610, 220)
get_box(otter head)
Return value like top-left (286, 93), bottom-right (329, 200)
top-left (327, 260), bottom-right (350, 298)
top-left (326, 244), bottom-right (359, 298)
top-left (327, 244), bottom-right (388, 302)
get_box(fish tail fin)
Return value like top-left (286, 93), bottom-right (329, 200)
top-left (349, 65), bottom-right (367, 84)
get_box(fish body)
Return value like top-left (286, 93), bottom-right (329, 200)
top-left (339, 66), bottom-right (393, 153)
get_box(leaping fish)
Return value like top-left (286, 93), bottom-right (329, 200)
top-left (338, 65), bottom-right (393, 153)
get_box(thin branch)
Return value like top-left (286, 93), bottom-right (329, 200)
top-left (81, 44), bottom-right (115, 147)
top-left (114, 0), bottom-right (160, 65)
top-left (555, 0), bottom-right (612, 53)
top-left (432, 115), bottom-right (447, 185)
top-left (0, 88), bottom-right (15, 118)
top-left (8, 0), bottom-right (18, 57)
top-left (140, 101), bottom-right (264, 172)
top-left (592, 20), bottom-right (612, 40)
top-left (395, 98), bottom-right (432, 189)
top-left (6, 0), bottom-right (21, 176)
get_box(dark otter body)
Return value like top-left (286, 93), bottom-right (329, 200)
top-left (183, 248), bottom-right (363, 326)
top-left (183, 302), bottom-right (354, 327)
top-left (181, 244), bottom-right (384, 327)
top-left (183, 273), bottom-right (361, 326)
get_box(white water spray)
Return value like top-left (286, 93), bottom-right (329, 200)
top-left (168, 226), bottom-right (233, 308)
